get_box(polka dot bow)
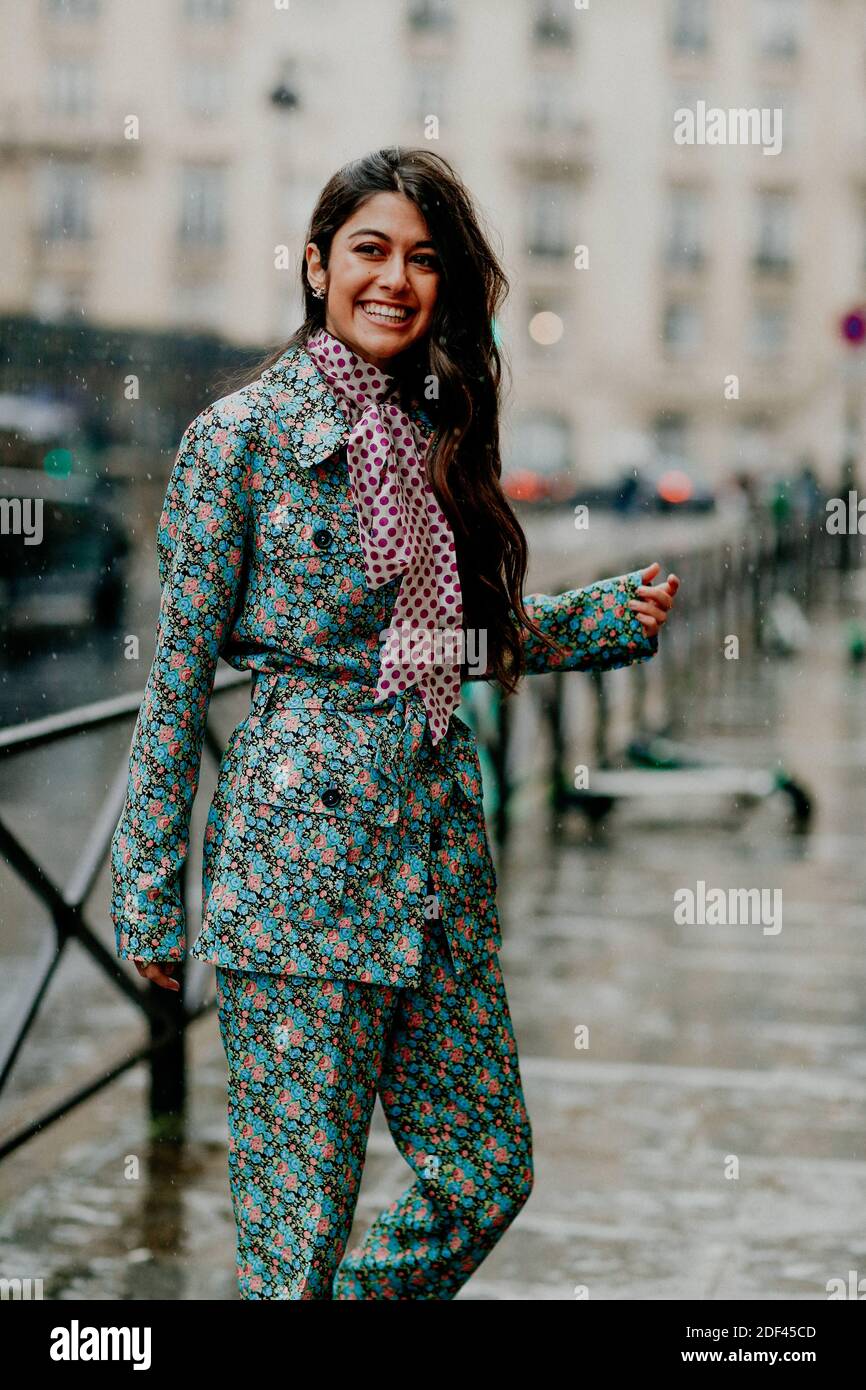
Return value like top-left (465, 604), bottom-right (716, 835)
top-left (306, 327), bottom-right (464, 744)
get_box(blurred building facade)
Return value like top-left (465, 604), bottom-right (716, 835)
top-left (1, 0), bottom-right (865, 484)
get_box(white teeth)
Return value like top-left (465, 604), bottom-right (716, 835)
top-left (360, 303), bottom-right (411, 322)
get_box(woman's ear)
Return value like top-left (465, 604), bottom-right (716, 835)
top-left (305, 240), bottom-right (326, 295)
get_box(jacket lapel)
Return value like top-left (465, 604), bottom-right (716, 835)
top-left (264, 340), bottom-right (435, 470)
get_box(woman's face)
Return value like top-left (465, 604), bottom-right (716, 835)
top-left (305, 191), bottom-right (441, 371)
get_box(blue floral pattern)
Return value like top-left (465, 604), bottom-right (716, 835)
top-left (110, 340), bottom-right (658, 986)
top-left (215, 908), bottom-right (533, 1299)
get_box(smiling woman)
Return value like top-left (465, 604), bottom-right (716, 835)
top-left (305, 196), bottom-right (441, 368)
top-left (112, 146), bottom-right (678, 1302)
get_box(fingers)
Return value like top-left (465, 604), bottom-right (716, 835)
top-left (149, 967), bottom-right (180, 992)
top-left (638, 566), bottom-right (681, 596)
top-left (134, 961), bottom-right (181, 993)
top-left (632, 568), bottom-right (681, 638)
top-left (629, 598), bottom-right (670, 631)
top-left (633, 609), bottom-right (659, 635)
top-left (637, 583), bottom-right (673, 610)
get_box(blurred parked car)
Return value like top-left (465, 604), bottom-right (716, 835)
top-left (0, 469), bottom-right (130, 639)
top-left (567, 462), bottom-right (716, 515)
top-left (502, 465), bottom-right (576, 506)
top-left (648, 462), bottom-right (715, 513)
top-left (503, 450), bottom-right (716, 514)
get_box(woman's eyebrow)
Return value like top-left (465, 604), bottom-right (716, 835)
top-left (349, 227), bottom-right (437, 248)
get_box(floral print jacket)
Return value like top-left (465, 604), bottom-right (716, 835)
top-left (110, 340), bottom-right (658, 987)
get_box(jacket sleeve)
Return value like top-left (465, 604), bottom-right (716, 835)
top-left (463, 568), bottom-right (658, 681)
top-left (110, 401), bottom-right (252, 965)
top-left (519, 568), bottom-right (659, 675)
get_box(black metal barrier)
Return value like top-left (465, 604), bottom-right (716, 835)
top-left (0, 503), bottom-right (861, 1154)
top-left (0, 667), bottom-right (251, 1159)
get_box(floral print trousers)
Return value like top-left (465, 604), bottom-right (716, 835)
top-left (213, 875), bottom-right (533, 1299)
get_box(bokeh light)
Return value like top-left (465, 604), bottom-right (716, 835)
top-left (528, 311), bottom-right (563, 346)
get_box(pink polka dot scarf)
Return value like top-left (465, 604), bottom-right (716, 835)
top-left (306, 327), bottom-right (463, 744)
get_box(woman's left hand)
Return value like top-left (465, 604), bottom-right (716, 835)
top-left (629, 562), bottom-right (680, 637)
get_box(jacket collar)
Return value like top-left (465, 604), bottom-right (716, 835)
top-left (262, 338), bottom-right (435, 470)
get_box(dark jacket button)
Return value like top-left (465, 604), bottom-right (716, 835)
top-left (322, 785), bottom-right (342, 807)
top-left (313, 527), bottom-right (333, 549)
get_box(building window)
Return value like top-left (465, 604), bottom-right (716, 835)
top-left (532, 0), bottom-right (574, 49)
top-left (178, 165), bottom-right (227, 247)
top-left (755, 0), bottom-right (803, 60)
top-left (509, 412), bottom-right (572, 475)
top-left (671, 83), bottom-right (716, 136)
top-left (37, 160), bottom-right (93, 241)
top-left (665, 186), bottom-right (706, 269)
top-left (525, 181), bottom-right (572, 258)
top-left (753, 189), bottom-right (794, 273)
top-left (748, 303), bottom-right (789, 356)
top-left (407, 61), bottom-right (447, 126)
top-left (44, 0), bottom-right (100, 19)
top-left (182, 60), bottom-right (229, 118)
top-left (528, 69), bottom-right (575, 132)
top-left (406, 0), bottom-right (453, 32)
top-left (280, 176), bottom-right (323, 241)
top-left (174, 281), bottom-right (225, 332)
top-left (735, 412), bottom-right (773, 469)
top-left (183, 0), bottom-right (234, 22)
top-left (662, 300), bottom-right (702, 355)
top-left (46, 58), bottom-right (95, 117)
top-left (652, 411), bottom-right (690, 463)
top-left (758, 88), bottom-right (793, 147)
top-left (669, 0), bottom-right (710, 54)
top-left (32, 277), bottom-right (88, 321)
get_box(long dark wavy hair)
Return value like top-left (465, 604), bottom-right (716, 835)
top-left (220, 146), bottom-right (564, 692)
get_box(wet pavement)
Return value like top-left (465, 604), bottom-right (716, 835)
top-left (2, 580), bottom-right (866, 1299)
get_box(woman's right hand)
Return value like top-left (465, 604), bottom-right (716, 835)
top-left (133, 960), bottom-right (181, 992)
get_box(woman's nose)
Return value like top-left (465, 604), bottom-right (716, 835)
top-left (377, 255), bottom-right (410, 292)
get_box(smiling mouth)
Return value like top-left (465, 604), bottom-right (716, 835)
top-left (358, 301), bottom-right (416, 326)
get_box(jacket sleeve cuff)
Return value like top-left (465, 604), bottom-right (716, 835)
top-left (113, 889), bottom-right (187, 964)
top-left (520, 568), bottom-right (659, 675)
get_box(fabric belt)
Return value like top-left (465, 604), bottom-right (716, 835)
top-left (247, 669), bottom-right (475, 797)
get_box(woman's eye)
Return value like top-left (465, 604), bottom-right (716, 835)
top-left (354, 244), bottom-right (439, 270)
